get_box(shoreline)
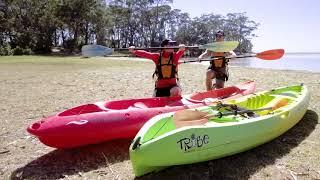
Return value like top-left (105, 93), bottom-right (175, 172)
top-left (228, 65), bottom-right (320, 74)
top-left (100, 56), bottom-right (320, 73)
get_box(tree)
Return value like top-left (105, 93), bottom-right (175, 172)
top-left (0, 0), bottom-right (259, 55)
top-left (222, 13), bottom-right (259, 53)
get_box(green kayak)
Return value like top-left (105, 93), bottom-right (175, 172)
top-left (129, 84), bottom-right (310, 177)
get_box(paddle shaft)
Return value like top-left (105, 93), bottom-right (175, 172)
top-left (204, 107), bottom-right (272, 119)
top-left (82, 41), bottom-right (240, 57)
top-left (181, 55), bottom-right (256, 63)
top-left (114, 46), bottom-right (199, 51)
top-left (180, 49), bottom-right (285, 63)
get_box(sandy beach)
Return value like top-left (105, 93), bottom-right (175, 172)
top-left (0, 56), bottom-right (319, 179)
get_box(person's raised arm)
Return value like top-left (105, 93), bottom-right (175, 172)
top-left (197, 49), bottom-right (209, 62)
top-left (175, 44), bottom-right (186, 59)
top-left (129, 46), bottom-right (159, 61)
top-left (227, 50), bottom-right (237, 60)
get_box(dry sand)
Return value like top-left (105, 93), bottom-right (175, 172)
top-left (0, 56), bottom-right (319, 179)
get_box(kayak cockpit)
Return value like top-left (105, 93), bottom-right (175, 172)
top-left (187, 86), bottom-right (242, 102)
top-left (58, 103), bottom-right (106, 116)
top-left (104, 96), bottom-right (183, 110)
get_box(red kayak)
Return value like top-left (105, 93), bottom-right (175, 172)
top-left (27, 81), bottom-right (255, 148)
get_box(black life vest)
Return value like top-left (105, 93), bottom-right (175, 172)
top-left (208, 52), bottom-right (229, 81)
top-left (209, 52), bottom-right (228, 69)
top-left (153, 52), bottom-right (178, 79)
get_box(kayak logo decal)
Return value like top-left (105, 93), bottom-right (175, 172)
top-left (67, 120), bottom-right (88, 125)
top-left (177, 134), bottom-right (209, 151)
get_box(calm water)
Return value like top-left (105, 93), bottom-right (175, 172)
top-left (229, 53), bottom-right (320, 73)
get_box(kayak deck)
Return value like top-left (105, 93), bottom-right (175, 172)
top-left (141, 85), bottom-right (302, 143)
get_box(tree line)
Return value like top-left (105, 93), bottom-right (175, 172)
top-left (0, 0), bottom-right (259, 55)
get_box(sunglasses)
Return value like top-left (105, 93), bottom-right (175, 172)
top-left (215, 34), bottom-right (224, 38)
top-left (167, 42), bottom-right (176, 46)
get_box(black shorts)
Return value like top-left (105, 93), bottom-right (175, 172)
top-left (154, 87), bottom-right (171, 97)
top-left (154, 85), bottom-right (180, 97)
top-left (208, 67), bottom-right (228, 81)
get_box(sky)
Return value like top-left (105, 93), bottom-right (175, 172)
top-left (171, 0), bottom-right (320, 53)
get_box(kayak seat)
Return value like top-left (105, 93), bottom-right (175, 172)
top-left (133, 102), bottom-right (148, 109)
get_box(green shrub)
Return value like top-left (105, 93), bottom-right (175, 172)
top-left (23, 48), bottom-right (33, 55)
top-left (0, 46), bottom-right (4, 55)
top-left (12, 46), bottom-right (24, 55)
top-left (0, 43), bottom-right (13, 56)
top-left (11, 46), bottom-right (34, 55)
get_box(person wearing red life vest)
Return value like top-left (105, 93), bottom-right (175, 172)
top-left (129, 39), bottom-right (185, 97)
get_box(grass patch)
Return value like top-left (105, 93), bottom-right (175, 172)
top-left (0, 55), bottom-right (150, 68)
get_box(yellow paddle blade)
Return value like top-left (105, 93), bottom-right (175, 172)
top-left (199, 41), bottom-right (239, 52)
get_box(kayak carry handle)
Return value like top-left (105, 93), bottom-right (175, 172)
top-left (131, 136), bottom-right (141, 150)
